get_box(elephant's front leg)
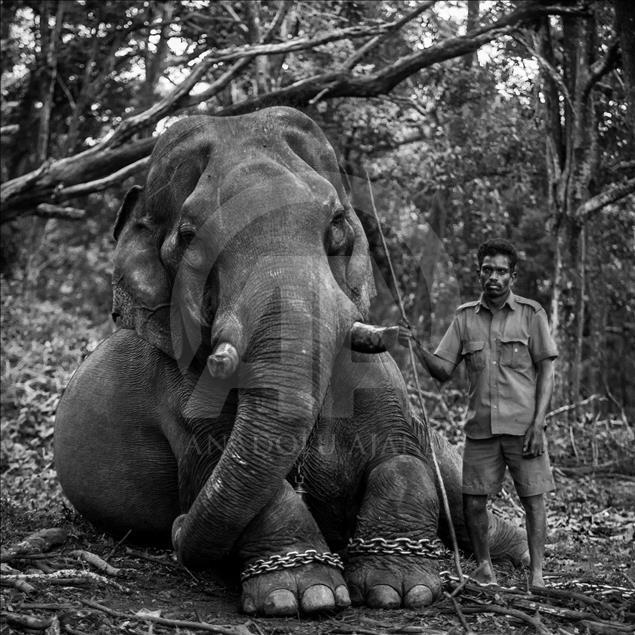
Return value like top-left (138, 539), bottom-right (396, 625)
top-left (346, 455), bottom-right (442, 609)
top-left (236, 480), bottom-right (350, 616)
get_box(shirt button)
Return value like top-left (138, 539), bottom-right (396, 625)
top-left (493, 361), bottom-right (497, 365)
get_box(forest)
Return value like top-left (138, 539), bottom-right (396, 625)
top-left (1, 1), bottom-right (634, 633)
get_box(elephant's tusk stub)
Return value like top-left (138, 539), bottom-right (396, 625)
top-left (349, 322), bottom-right (399, 354)
top-left (207, 342), bottom-right (240, 378)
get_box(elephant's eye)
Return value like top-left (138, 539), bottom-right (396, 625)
top-left (178, 223), bottom-right (197, 244)
top-left (327, 211), bottom-right (350, 254)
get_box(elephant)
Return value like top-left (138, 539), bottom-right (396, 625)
top-left (54, 106), bottom-right (528, 617)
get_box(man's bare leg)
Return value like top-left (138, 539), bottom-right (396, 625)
top-left (519, 494), bottom-right (546, 587)
top-left (463, 494), bottom-right (497, 584)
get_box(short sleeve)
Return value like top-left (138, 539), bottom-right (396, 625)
top-left (529, 309), bottom-right (558, 362)
top-left (434, 315), bottom-right (463, 366)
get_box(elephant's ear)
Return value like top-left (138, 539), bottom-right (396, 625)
top-left (111, 185), bottom-right (173, 357)
top-left (344, 205), bottom-right (376, 320)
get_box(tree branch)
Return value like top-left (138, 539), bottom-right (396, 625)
top-left (35, 204), bottom-right (86, 219)
top-left (342, 0), bottom-right (438, 70)
top-left (584, 40), bottom-right (620, 99)
top-left (575, 177), bottom-right (635, 220)
top-left (0, 1), bottom-right (568, 221)
top-left (55, 157), bottom-right (150, 199)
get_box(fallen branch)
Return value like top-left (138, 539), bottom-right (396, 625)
top-left (579, 619), bottom-right (635, 633)
top-left (461, 603), bottom-right (550, 634)
top-left (1, 569), bottom-right (127, 591)
top-left (105, 528), bottom-right (132, 561)
top-left (443, 591), bottom-right (474, 633)
top-left (1, 528), bottom-right (69, 563)
top-left (81, 599), bottom-right (252, 634)
top-left (69, 550), bottom-right (120, 576)
top-left (1, 611), bottom-right (52, 630)
top-left (124, 546), bottom-right (179, 569)
top-left (555, 459), bottom-right (634, 477)
top-left (0, 575), bottom-right (36, 594)
top-left (546, 395), bottom-right (604, 419)
top-left (35, 203), bottom-right (86, 219)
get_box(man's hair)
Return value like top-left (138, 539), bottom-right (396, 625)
top-left (477, 238), bottom-right (518, 272)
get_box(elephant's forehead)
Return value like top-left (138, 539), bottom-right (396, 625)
top-left (147, 109), bottom-right (341, 209)
top-left (148, 124), bottom-right (341, 228)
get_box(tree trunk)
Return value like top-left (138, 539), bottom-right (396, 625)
top-left (613, 0), bottom-right (635, 137)
top-left (37, 1), bottom-right (64, 163)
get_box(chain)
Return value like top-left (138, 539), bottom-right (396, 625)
top-left (347, 536), bottom-right (446, 559)
top-left (240, 549), bottom-right (344, 582)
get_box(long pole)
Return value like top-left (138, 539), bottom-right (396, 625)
top-left (366, 173), bottom-right (464, 581)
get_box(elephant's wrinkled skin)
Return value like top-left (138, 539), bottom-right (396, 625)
top-left (55, 107), bottom-right (527, 616)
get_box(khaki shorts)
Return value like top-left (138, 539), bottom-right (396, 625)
top-left (462, 435), bottom-right (555, 497)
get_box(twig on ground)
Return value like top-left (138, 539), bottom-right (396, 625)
top-left (16, 603), bottom-right (78, 611)
top-left (69, 550), bottom-right (120, 576)
top-left (125, 547), bottom-right (179, 569)
top-left (0, 564), bottom-right (36, 593)
top-left (1, 528), bottom-right (69, 562)
top-left (1, 611), bottom-right (53, 630)
top-left (1, 568), bottom-right (128, 591)
top-left (443, 591), bottom-right (474, 633)
top-left (462, 603), bottom-right (550, 634)
top-left (105, 529), bottom-right (132, 561)
top-left (527, 584), bottom-right (606, 609)
top-left (579, 619), bottom-right (635, 633)
top-left (80, 599), bottom-right (252, 634)
top-left (556, 460), bottom-right (634, 476)
top-left (546, 394), bottom-right (604, 419)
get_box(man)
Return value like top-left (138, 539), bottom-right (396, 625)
top-left (399, 239), bottom-right (557, 587)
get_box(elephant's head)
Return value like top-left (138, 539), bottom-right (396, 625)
top-left (112, 107), bottom-right (393, 563)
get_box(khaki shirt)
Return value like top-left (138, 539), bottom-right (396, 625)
top-left (434, 292), bottom-right (558, 439)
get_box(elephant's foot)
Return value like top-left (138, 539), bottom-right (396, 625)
top-left (345, 554), bottom-right (441, 609)
top-left (348, 455), bottom-right (442, 608)
top-left (236, 481), bottom-right (350, 616)
top-left (241, 561), bottom-right (350, 616)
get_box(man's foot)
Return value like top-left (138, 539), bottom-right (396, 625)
top-left (528, 570), bottom-right (545, 588)
top-left (471, 561), bottom-right (497, 586)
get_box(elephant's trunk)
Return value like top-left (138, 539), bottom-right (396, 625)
top-left (173, 263), bottom-right (354, 565)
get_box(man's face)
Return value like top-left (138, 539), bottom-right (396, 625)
top-left (479, 253), bottom-right (516, 301)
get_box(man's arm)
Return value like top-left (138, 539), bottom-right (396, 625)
top-left (522, 358), bottom-right (555, 457)
top-left (398, 326), bottom-right (456, 382)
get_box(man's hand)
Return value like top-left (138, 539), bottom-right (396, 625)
top-left (398, 324), bottom-right (415, 348)
top-left (523, 421), bottom-right (545, 457)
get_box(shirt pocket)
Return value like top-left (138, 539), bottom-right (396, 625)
top-left (499, 336), bottom-right (531, 370)
top-left (462, 340), bottom-right (486, 373)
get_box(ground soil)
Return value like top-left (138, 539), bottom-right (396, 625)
top-left (1, 468), bottom-right (633, 634)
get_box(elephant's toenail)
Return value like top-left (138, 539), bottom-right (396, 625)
top-left (301, 584), bottom-right (335, 613)
top-left (334, 584), bottom-right (351, 608)
top-left (241, 595), bottom-right (256, 614)
top-left (366, 584), bottom-right (401, 609)
top-left (263, 589), bottom-right (298, 616)
top-left (404, 585), bottom-right (433, 608)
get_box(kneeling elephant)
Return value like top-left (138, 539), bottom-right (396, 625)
top-left (55, 107), bottom-right (527, 616)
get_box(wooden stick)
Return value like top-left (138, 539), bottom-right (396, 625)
top-left (0, 528), bottom-right (68, 562)
top-left (1, 569), bottom-right (127, 591)
top-left (1, 611), bottom-right (52, 630)
top-left (366, 171), bottom-right (464, 582)
top-left (443, 591), bottom-right (474, 633)
top-left (81, 599), bottom-right (252, 634)
top-left (69, 550), bottom-right (120, 576)
top-left (461, 603), bottom-right (550, 634)
top-left (105, 529), bottom-right (132, 561)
